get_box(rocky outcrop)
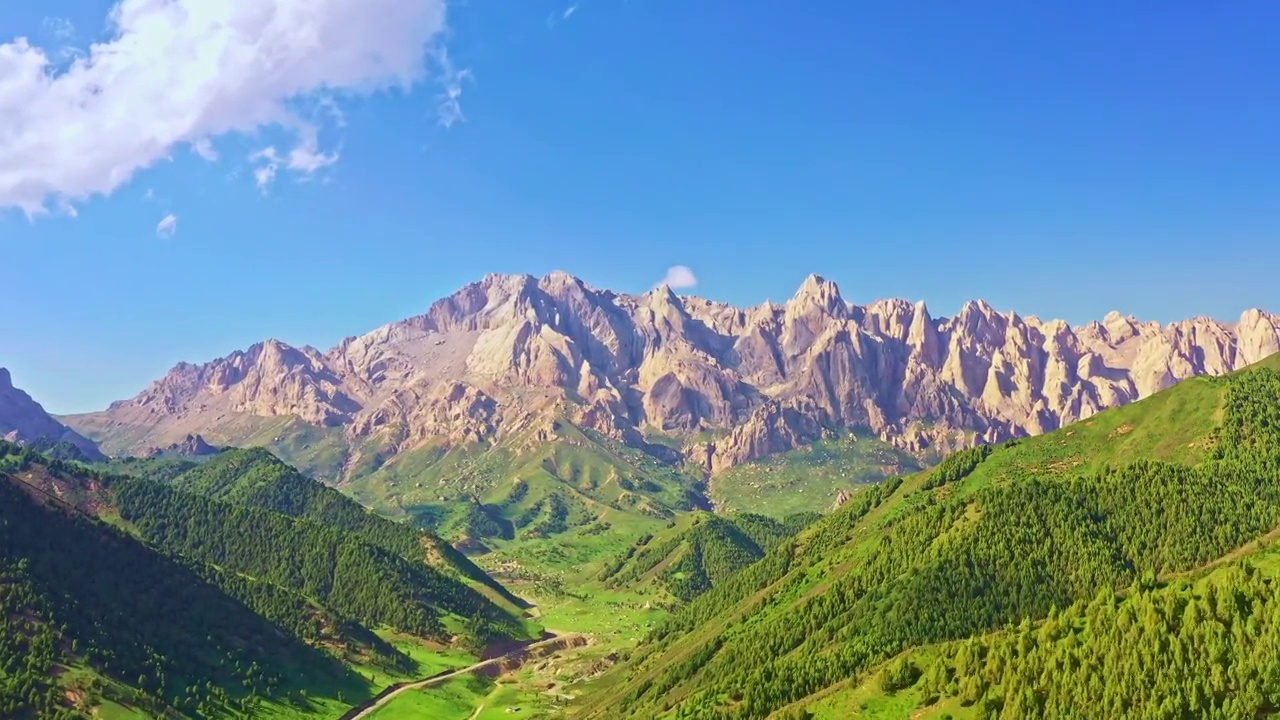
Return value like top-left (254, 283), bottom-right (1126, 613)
top-left (145, 433), bottom-right (221, 458)
top-left (62, 273), bottom-right (1280, 477)
top-left (0, 368), bottom-right (105, 460)
top-left (691, 400), bottom-right (831, 475)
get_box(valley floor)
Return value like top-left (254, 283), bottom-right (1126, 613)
top-left (342, 526), bottom-right (680, 720)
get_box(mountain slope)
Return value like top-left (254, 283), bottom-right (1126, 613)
top-left (62, 274), bottom-right (1280, 500)
top-left (0, 455), bottom-right (366, 719)
top-left (801, 563), bottom-right (1280, 720)
top-left (708, 432), bottom-right (924, 515)
top-left (159, 447), bottom-right (529, 611)
top-left (0, 368), bottom-right (103, 461)
top-left (599, 511), bottom-right (818, 603)
top-left (0, 442), bottom-right (539, 718)
top-left (572, 353), bottom-right (1280, 719)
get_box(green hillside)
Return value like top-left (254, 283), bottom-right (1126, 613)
top-left (573, 354), bottom-right (1280, 719)
top-left (0, 443), bottom-right (536, 718)
top-left (159, 448), bottom-right (529, 612)
top-left (800, 560), bottom-right (1280, 720)
top-left (348, 421), bottom-right (704, 534)
top-left (599, 512), bottom-right (818, 603)
top-left (0, 464), bottom-right (364, 719)
top-left (710, 433), bottom-right (924, 516)
top-left (341, 420), bottom-right (713, 589)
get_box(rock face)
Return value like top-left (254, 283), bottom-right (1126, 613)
top-left (62, 273), bottom-right (1280, 478)
top-left (0, 368), bottom-right (105, 460)
top-left (145, 433), bottom-right (221, 458)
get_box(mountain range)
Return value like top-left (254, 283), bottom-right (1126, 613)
top-left (60, 272), bottom-right (1280, 486)
top-left (0, 367), bottom-right (104, 460)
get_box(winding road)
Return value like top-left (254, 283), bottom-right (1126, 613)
top-left (340, 632), bottom-right (585, 720)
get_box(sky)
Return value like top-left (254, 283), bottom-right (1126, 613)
top-left (1, 1), bottom-right (1279, 413)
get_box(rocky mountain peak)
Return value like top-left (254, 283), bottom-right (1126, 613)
top-left (0, 369), bottom-right (104, 460)
top-left (789, 273), bottom-right (847, 318)
top-left (61, 273), bottom-right (1280, 481)
top-left (145, 433), bottom-right (221, 458)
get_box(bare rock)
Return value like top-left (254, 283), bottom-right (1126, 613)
top-left (61, 272), bottom-right (1280, 478)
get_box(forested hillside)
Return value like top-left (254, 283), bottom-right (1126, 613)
top-left (0, 470), bottom-right (360, 719)
top-left (598, 512), bottom-right (818, 603)
top-left (0, 442), bottom-right (536, 718)
top-left (115, 480), bottom-right (521, 644)
top-left (158, 448), bottom-right (528, 610)
top-left (576, 354), bottom-right (1280, 719)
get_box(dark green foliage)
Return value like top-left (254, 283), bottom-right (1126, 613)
top-left (0, 565), bottom-right (76, 719)
top-left (777, 511), bottom-right (823, 535)
top-left (167, 448), bottom-right (527, 609)
top-left (592, 363), bottom-right (1280, 719)
top-left (23, 438), bottom-right (95, 463)
top-left (114, 479), bottom-right (518, 641)
top-left (1212, 367), bottom-right (1280, 458)
top-left (516, 491), bottom-right (580, 537)
top-left (0, 477), bottom-right (348, 718)
top-left (602, 512), bottom-right (812, 602)
top-left (928, 565), bottom-right (1280, 719)
top-left (440, 498), bottom-right (515, 541)
top-left (0, 441), bottom-right (114, 483)
top-left (921, 445), bottom-right (993, 490)
top-left (0, 442), bottom-right (533, 716)
top-left (107, 455), bottom-right (200, 483)
top-left (649, 477), bottom-right (905, 645)
top-left (168, 448), bottom-right (427, 557)
top-left (878, 656), bottom-right (921, 693)
top-left (197, 566), bottom-right (412, 672)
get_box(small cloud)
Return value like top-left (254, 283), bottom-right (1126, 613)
top-left (191, 138), bottom-right (218, 161)
top-left (287, 140), bottom-right (339, 174)
top-left (655, 265), bottom-right (698, 290)
top-left (249, 130), bottom-right (338, 193)
top-left (548, 4), bottom-right (580, 28)
top-left (314, 95), bottom-right (347, 128)
top-left (142, 188), bottom-right (155, 202)
top-left (42, 17), bottom-right (75, 42)
top-left (433, 48), bottom-right (473, 129)
top-left (156, 213), bottom-right (178, 239)
top-left (251, 149), bottom-right (281, 192)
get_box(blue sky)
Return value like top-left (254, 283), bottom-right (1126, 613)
top-left (1, 1), bottom-right (1278, 413)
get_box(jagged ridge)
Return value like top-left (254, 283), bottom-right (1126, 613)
top-left (62, 273), bottom-right (1280, 481)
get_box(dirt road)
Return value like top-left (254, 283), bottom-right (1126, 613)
top-left (340, 633), bottom-right (585, 720)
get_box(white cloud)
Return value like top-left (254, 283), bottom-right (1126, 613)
top-left (156, 213), bottom-right (178, 238)
top-left (434, 48), bottom-right (473, 129)
top-left (1, 0), bottom-right (454, 216)
top-left (192, 138), bottom-right (218, 162)
top-left (249, 126), bottom-right (339, 192)
top-left (656, 265), bottom-right (698, 290)
top-left (548, 4), bottom-right (579, 28)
